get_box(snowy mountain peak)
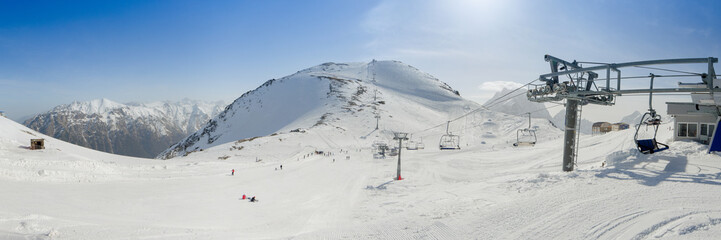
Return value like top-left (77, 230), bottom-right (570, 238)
top-left (158, 60), bottom-right (469, 159)
top-left (59, 98), bottom-right (125, 115)
top-left (25, 99), bottom-right (226, 158)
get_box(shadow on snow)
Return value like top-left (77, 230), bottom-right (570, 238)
top-left (594, 149), bottom-right (721, 187)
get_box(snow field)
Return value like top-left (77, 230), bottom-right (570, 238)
top-left (3, 60), bottom-right (721, 239)
top-left (3, 114), bottom-right (721, 239)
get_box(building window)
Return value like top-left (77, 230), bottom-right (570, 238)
top-left (678, 123), bottom-right (688, 137)
top-left (701, 124), bottom-right (708, 136)
top-left (689, 124), bottom-right (698, 137)
top-left (711, 125), bottom-right (716, 138)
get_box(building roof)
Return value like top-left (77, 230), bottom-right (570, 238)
top-left (592, 122), bottom-right (611, 127)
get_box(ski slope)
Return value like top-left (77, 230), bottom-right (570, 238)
top-left (3, 107), bottom-right (721, 239)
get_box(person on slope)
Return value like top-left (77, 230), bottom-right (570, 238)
top-left (232, 169), bottom-right (235, 176)
top-left (250, 196), bottom-right (257, 202)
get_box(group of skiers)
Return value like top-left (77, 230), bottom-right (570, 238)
top-left (231, 169), bottom-right (258, 202)
top-left (241, 194), bottom-right (257, 202)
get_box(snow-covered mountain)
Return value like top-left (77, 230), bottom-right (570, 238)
top-left (484, 87), bottom-right (553, 121)
top-left (620, 110), bottom-right (643, 125)
top-left (551, 110), bottom-right (596, 134)
top-left (24, 98), bottom-right (225, 158)
top-left (159, 60), bottom-right (561, 159)
top-left (158, 61), bottom-right (463, 159)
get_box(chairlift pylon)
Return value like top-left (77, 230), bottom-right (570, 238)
top-left (514, 113), bottom-right (537, 147)
top-left (634, 74), bottom-right (669, 154)
top-left (439, 121), bottom-right (461, 150)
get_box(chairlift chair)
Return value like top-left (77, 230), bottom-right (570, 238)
top-left (513, 112), bottom-right (537, 147)
top-left (439, 135), bottom-right (460, 150)
top-left (388, 147), bottom-right (399, 156)
top-left (513, 128), bottom-right (537, 147)
top-left (634, 75), bottom-right (669, 154)
top-left (439, 121), bottom-right (461, 150)
top-left (372, 140), bottom-right (387, 149)
top-left (634, 111), bottom-right (669, 154)
top-left (406, 141), bottom-right (418, 150)
top-left (416, 138), bottom-right (425, 149)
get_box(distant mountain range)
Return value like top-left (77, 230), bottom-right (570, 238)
top-left (24, 98), bottom-right (225, 158)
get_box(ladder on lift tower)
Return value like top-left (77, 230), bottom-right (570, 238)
top-left (573, 104), bottom-right (583, 166)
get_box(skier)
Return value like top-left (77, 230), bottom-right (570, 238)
top-left (250, 196), bottom-right (257, 202)
top-left (280, 165), bottom-right (283, 170)
top-left (232, 169), bottom-right (235, 176)
top-left (242, 194), bottom-right (246, 200)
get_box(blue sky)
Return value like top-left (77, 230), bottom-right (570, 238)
top-left (1, 0), bottom-right (720, 121)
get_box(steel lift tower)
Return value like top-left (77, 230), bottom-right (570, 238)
top-left (527, 55), bottom-right (718, 171)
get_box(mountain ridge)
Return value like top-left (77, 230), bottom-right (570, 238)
top-left (24, 99), bottom-right (226, 158)
top-left (157, 60), bottom-right (471, 159)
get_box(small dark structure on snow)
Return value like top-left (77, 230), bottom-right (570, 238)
top-left (30, 139), bottom-right (45, 150)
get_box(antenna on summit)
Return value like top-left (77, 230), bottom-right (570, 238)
top-left (368, 59), bottom-right (377, 83)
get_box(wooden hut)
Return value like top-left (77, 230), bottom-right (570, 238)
top-left (592, 122), bottom-right (613, 135)
top-left (30, 139), bottom-right (45, 150)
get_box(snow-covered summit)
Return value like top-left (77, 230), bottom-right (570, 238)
top-left (158, 60), bottom-right (469, 159)
top-left (60, 98), bottom-right (125, 115)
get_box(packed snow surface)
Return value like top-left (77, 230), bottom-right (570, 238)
top-left (3, 109), bottom-right (721, 239)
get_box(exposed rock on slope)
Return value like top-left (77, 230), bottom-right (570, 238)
top-left (24, 99), bottom-right (225, 158)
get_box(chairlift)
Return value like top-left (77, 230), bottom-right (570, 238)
top-left (372, 140), bottom-right (389, 158)
top-left (439, 121), bottom-right (461, 150)
top-left (634, 110), bottom-right (669, 154)
top-left (406, 141), bottom-right (418, 150)
top-left (388, 147), bottom-right (399, 156)
top-left (634, 74), bottom-right (669, 154)
top-left (372, 140), bottom-right (387, 149)
top-left (404, 134), bottom-right (418, 150)
top-left (513, 113), bottom-right (537, 147)
top-left (514, 129), bottom-right (537, 147)
top-left (417, 138), bottom-right (426, 149)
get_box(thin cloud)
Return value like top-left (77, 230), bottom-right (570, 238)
top-left (478, 81), bottom-right (523, 92)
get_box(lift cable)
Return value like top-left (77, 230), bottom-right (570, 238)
top-left (415, 103), bottom-right (564, 137)
top-left (411, 78), bottom-right (539, 135)
top-left (445, 104), bottom-right (565, 134)
top-left (483, 78), bottom-right (539, 107)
